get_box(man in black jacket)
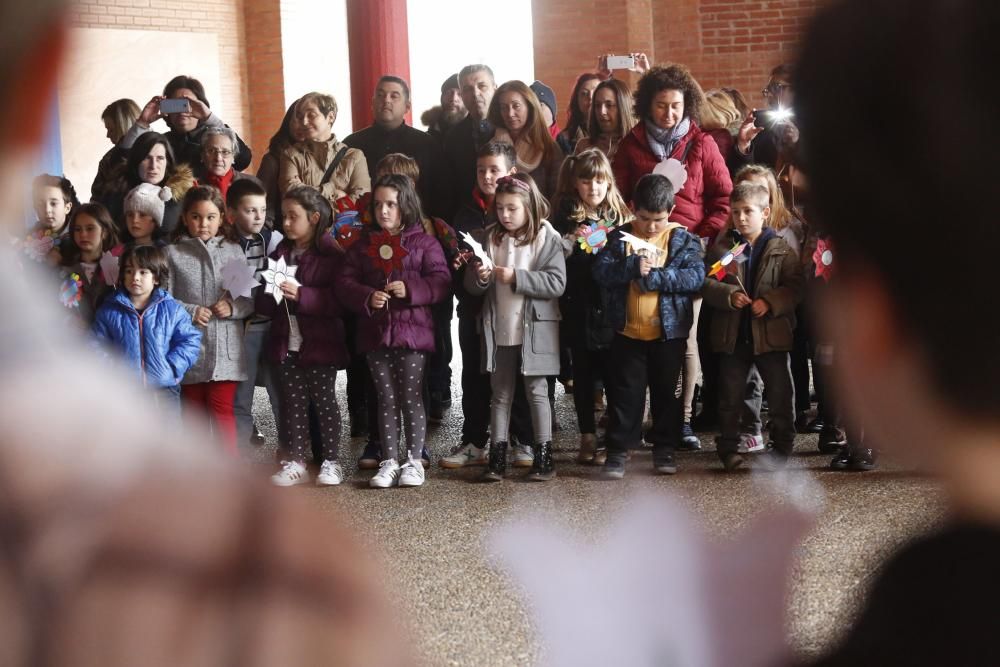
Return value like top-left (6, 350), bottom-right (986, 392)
top-left (442, 64), bottom-right (497, 220)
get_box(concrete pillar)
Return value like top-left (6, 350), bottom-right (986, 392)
top-left (345, 0), bottom-right (411, 129)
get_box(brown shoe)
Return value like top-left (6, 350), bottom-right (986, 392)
top-left (577, 433), bottom-right (597, 464)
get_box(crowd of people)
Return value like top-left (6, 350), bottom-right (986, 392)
top-left (20, 56), bottom-right (876, 489)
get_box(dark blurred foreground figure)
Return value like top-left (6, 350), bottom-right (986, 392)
top-left (0, 3), bottom-right (405, 665)
top-left (797, 0), bottom-right (1000, 665)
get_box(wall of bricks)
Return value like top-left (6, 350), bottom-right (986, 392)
top-left (532, 0), bottom-right (824, 126)
top-left (67, 0), bottom-right (255, 164)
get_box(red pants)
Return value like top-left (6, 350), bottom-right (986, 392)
top-left (182, 381), bottom-right (239, 456)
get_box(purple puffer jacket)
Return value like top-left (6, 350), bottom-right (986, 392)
top-left (338, 224), bottom-right (450, 353)
top-left (256, 233), bottom-right (349, 368)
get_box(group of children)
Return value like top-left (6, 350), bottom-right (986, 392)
top-left (22, 111), bottom-right (865, 488)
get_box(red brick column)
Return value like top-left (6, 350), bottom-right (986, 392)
top-left (345, 0), bottom-right (411, 130)
top-left (244, 0), bottom-right (284, 173)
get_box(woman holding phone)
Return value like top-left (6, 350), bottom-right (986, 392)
top-left (119, 75), bottom-right (252, 172)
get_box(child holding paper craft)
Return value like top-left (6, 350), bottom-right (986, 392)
top-left (593, 174), bottom-right (705, 479)
top-left (338, 174), bottom-right (450, 489)
top-left (92, 244), bottom-right (202, 412)
top-left (550, 148), bottom-right (631, 464)
top-left (259, 185), bottom-right (350, 487)
top-left (21, 174), bottom-right (78, 265)
top-left (58, 203), bottom-right (121, 327)
top-left (465, 172), bottom-right (567, 482)
top-left (166, 185), bottom-right (253, 454)
top-left (701, 181), bottom-right (803, 472)
top-left (227, 178), bottom-right (282, 450)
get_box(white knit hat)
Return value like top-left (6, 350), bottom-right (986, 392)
top-left (124, 183), bottom-right (173, 227)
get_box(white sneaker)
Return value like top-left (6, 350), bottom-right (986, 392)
top-left (737, 433), bottom-right (766, 454)
top-left (398, 455), bottom-right (426, 487)
top-left (271, 460), bottom-right (309, 487)
top-left (511, 445), bottom-right (534, 468)
top-left (316, 460), bottom-right (344, 486)
top-left (439, 442), bottom-right (488, 469)
top-left (369, 459), bottom-right (401, 488)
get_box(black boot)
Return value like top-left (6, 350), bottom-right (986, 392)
top-left (481, 441), bottom-right (507, 482)
top-left (528, 441), bottom-right (556, 481)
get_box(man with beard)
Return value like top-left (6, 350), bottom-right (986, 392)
top-left (422, 74), bottom-right (468, 142)
top-left (443, 64), bottom-right (497, 219)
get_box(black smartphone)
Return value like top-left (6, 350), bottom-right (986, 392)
top-left (752, 109), bottom-right (770, 129)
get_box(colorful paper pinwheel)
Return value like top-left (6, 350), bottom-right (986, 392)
top-left (708, 241), bottom-right (748, 281)
top-left (366, 231), bottom-right (408, 278)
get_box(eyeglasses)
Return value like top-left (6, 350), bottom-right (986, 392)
top-left (204, 148), bottom-right (234, 158)
top-left (762, 83), bottom-right (792, 98)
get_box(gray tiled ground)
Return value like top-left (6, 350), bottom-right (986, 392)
top-left (244, 335), bottom-right (944, 666)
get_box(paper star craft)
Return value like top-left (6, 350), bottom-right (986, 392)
top-left (366, 230), bottom-right (409, 278)
top-left (220, 258), bottom-right (259, 300)
top-left (266, 230), bottom-right (284, 256)
top-left (459, 231), bottom-right (494, 270)
top-left (577, 221), bottom-right (613, 254)
top-left (259, 256), bottom-right (299, 304)
top-left (100, 251), bottom-right (119, 286)
top-left (813, 238), bottom-right (834, 282)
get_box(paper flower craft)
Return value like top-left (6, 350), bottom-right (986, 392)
top-left (22, 229), bottom-right (58, 263)
top-left (59, 272), bottom-right (83, 308)
top-left (577, 221), bottom-right (613, 254)
top-left (708, 241), bottom-right (748, 281)
top-left (813, 237), bottom-right (834, 282)
top-left (220, 257), bottom-right (259, 300)
top-left (653, 157), bottom-right (689, 195)
top-left (260, 256), bottom-right (299, 304)
top-left (100, 251), bottom-right (119, 286)
top-left (366, 230), bottom-right (408, 278)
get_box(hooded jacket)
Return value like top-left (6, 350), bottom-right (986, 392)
top-left (612, 120), bottom-right (732, 242)
top-left (593, 222), bottom-right (706, 342)
top-left (91, 287), bottom-right (202, 388)
top-left (337, 224), bottom-right (451, 354)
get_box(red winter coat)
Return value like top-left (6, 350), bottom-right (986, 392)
top-left (612, 120), bottom-right (733, 242)
top-left (338, 224), bottom-right (451, 354)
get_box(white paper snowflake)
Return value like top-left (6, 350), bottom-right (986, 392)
top-left (259, 256), bottom-right (299, 304)
top-left (220, 258), bottom-right (259, 300)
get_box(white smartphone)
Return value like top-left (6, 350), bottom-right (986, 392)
top-left (606, 55), bottom-right (636, 70)
top-left (159, 98), bottom-right (191, 114)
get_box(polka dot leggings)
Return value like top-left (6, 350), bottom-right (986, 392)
top-left (277, 354), bottom-right (341, 464)
top-left (366, 347), bottom-right (428, 462)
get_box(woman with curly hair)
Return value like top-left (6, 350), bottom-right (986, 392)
top-left (612, 63), bottom-right (732, 241)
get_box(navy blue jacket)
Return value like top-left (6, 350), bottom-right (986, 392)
top-left (92, 287), bottom-right (203, 388)
top-left (592, 223), bottom-right (706, 341)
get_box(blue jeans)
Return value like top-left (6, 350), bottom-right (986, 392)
top-left (234, 320), bottom-right (281, 444)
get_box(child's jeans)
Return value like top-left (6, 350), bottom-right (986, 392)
top-left (234, 320), bottom-right (281, 445)
top-left (717, 341), bottom-right (796, 457)
top-left (489, 345), bottom-right (551, 445)
top-left (605, 335), bottom-right (686, 456)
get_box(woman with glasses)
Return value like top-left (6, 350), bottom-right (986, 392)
top-left (196, 126), bottom-right (260, 201)
top-left (732, 64), bottom-right (799, 170)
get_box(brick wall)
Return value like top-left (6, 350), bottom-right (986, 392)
top-left (68, 0), bottom-right (253, 163)
top-left (532, 0), bottom-right (824, 123)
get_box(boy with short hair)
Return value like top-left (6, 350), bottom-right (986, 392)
top-left (227, 178), bottom-right (281, 447)
top-left (702, 181), bottom-right (803, 472)
top-left (594, 174), bottom-right (706, 479)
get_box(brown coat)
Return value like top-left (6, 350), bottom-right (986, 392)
top-left (278, 135), bottom-right (370, 205)
top-left (701, 234), bottom-right (803, 355)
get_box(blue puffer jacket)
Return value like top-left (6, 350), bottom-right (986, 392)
top-left (592, 222), bottom-right (706, 341)
top-left (92, 287), bottom-right (203, 388)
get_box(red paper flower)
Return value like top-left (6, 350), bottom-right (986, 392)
top-left (366, 230), bottom-right (408, 277)
top-left (813, 238), bottom-right (835, 282)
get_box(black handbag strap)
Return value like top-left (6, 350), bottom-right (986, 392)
top-left (321, 146), bottom-right (350, 186)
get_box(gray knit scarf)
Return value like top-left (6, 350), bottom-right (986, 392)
top-left (645, 116), bottom-right (691, 160)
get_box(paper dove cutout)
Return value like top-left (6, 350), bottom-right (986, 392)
top-left (266, 230), bottom-right (284, 256)
top-left (220, 258), bottom-right (259, 300)
top-left (459, 231), bottom-right (494, 270)
top-left (488, 490), bottom-right (816, 667)
top-left (619, 230), bottom-right (666, 260)
top-left (259, 256), bottom-right (299, 304)
top-left (99, 251), bottom-right (119, 286)
top-left (653, 157), bottom-right (689, 194)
